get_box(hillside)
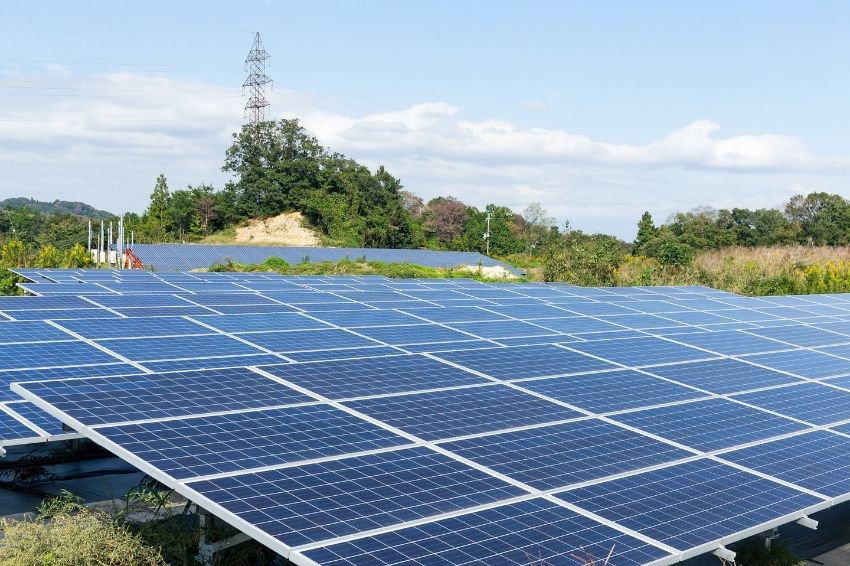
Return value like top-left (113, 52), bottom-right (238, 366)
top-left (0, 197), bottom-right (114, 219)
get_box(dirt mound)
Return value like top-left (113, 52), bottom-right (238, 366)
top-left (459, 265), bottom-right (519, 279)
top-left (234, 212), bottom-right (321, 246)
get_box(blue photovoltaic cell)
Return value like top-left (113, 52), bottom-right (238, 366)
top-left (610, 398), bottom-right (806, 451)
top-left (558, 459), bottom-right (824, 550)
top-left (706, 308), bottom-right (779, 322)
top-left (355, 324), bottom-right (479, 346)
top-left (0, 363), bottom-right (143, 402)
top-left (0, 341), bottom-right (122, 370)
top-left (402, 340), bottom-right (494, 353)
top-left (239, 329), bottom-right (380, 353)
top-left (15, 367), bottom-right (311, 425)
top-left (559, 302), bottom-right (639, 316)
top-left (0, 409), bottom-right (38, 441)
top-left (7, 308), bottom-right (118, 321)
top-left (663, 330), bottom-right (786, 356)
top-left (744, 349), bottom-right (850, 379)
top-left (259, 355), bottom-right (487, 399)
top-left (494, 335), bottom-right (580, 347)
top-left (193, 312), bottom-right (330, 333)
top-left (310, 309), bottom-right (423, 327)
top-left (302, 498), bottom-right (672, 566)
top-left (754, 306), bottom-right (818, 320)
top-left (645, 359), bottom-right (802, 394)
top-left (177, 293), bottom-right (279, 306)
top-left (57, 316), bottom-right (212, 339)
top-left (441, 419), bottom-right (691, 489)
top-left (526, 316), bottom-right (622, 334)
top-left (263, 291), bottom-right (354, 305)
top-left (211, 304), bottom-right (299, 315)
top-left (344, 385), bottom-right (581, 440)
top-left (595, 313), bottom-right (687, 330)
top-left (655, 310), bottom-right (736, 325)
top-left (141, 354), bottom-right (285, 372)
top-left (331, 291), bottom-right (410, 303)
top-left (435, 344), bottom-right (615, 380)
top-left (447, 320), bottom-right (559, 339)
top-left (732, 383), bottom-right (850, 426)
top-left (5, 401), bottom-right (69, 436)
top-left (95, 334), bottom-right (264, 361)
top-left (87, 294), bottom-right (194, 308)
top-left (518, 369), bottom-right (705, 413)
top-left (721, 431), bottom-right (850, 497)
top-left (115, 306), bottom-right (218, 317)
top-left (623, 300), bottom-right (690, 314)
top-left (284, 346), bottom-right (402, 363)
top-left (0, 321), bottom-right (72, 344)
top-left (570, 329), bottom-right (647, 341)
top-left (189, 447), bottom-right (524, 547)
top-left (297, 302), bottom-right (377, 312)
top-left (745, 325), bottom-right (850, 348)
top-left (95, 405), bottom-right (409, 480)
top-left (399, 306), bottom-right (509, 323)
top-left (566, 337), bottom-right (714, 367)
top-left (481, 304), bottom-right (576, 320)
top-left (0, 296), bottom-right (95, 311)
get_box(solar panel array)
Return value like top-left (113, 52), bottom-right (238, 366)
top-left (126, 244), bottom-right (521, 273)
top-left (7, 269), bottom-right (850, 564)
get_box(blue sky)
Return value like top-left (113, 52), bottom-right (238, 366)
top-left (2, 1), bottom-right (849, 238)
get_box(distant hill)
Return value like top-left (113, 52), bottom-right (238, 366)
top-left (0, 197), bottom-right (114, 219)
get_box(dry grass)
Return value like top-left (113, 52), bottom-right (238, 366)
top-left (614, 246), bottom-right (850, 295)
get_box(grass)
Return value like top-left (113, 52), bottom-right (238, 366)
top-left (208, 256), bottom-right (524, 281)
top-left (611, 245), bottom-right (850, 295)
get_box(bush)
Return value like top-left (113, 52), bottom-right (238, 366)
top-left (733, 536), bottom-right (798, 566)
top-left (542, 236), bottom-right (627, 286)
top-left (655, 241), bottom-right (695, 266)
top-left (0, 491), bottom-right (166, 566)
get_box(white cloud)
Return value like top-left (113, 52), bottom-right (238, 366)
top-left (1, 69), bottom-right (847, 239)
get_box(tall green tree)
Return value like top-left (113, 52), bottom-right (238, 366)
top-left (633, 211), bottom-right (658, 252)
top-left (146, 174), bottom-right (171, 241)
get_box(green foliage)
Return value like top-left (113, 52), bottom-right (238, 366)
top-left (0, 197), bottom-right (113, 219)
top-left (208, 256), bottom-right (524, 282)
top-left (0, 490), bottom-right (166, 566)
top-left (732, 537), bottom-right (799, 566)
top-left (0, 268), bottom-right (24, 296)
top-left (785, 191), bottom-right (850, 245)
top-left (654, 240), bottom-right (694, 266)
top-left (633, 211), bottom-right (657, 252)
top-left (543, 234), bottom-right (627, 286)
top-left (35, 244), bottom-right (63, 268)
top-left (64, 243), bottom-right (93, 268)
top-left (0, 239), bottom-right (29, 268)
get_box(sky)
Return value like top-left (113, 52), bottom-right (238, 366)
top-left (2, 1), bottom-right (849, 239)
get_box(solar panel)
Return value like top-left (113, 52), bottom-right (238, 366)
top-left (258, 355), bottom-right (487, 399)
top-left (645, 359), bottom-right (802, 394)
top-left (557, 459), bottom-right (825, 551)
top-left (434, 344), bottom-right (616, 379)
top-left (609, 398), bottom-right (807, 451)
top-left (518, 369), bottom-right (706, 413)
top-left (188, 447), bottom-right (524, 546)
top-left (565, 337), bottom-right (714, 367)
top-left (94, 405), bottom-right (411, 480)
top-left (12, 273), bottom-right (850, 566)
top-left (300, 498), bottom-right (673, 566)
top-left (15, 367), bottom-right (311, 425)
top-left (441, 419), bottom-right (691, 490)
top-left (343, 385), bottom-right (581, 440)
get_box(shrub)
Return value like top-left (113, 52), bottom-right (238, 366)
top-left (0, 490), bottom-right (166, 566)
top-left (655, 241), bottom-right (695, 266)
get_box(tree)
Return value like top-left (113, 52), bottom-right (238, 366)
top-left (223, 119), bottom-right (323, 218)
top-left (399, 190), bottom-right (424, 220)
top-left (634, 211), bottom-right (658, 252)
top-left (785, 192), bottom-right (850, 245)
top-left (423, 197), bottom-right (468, 245)
top-left (193, 184), bottom-right (216, 237)
top-left (519, 203), bottom-right (556, 255)
top-left (145, 174), bottom-right (171, 241)
top-left (35, 244), bottom-right (62, 268)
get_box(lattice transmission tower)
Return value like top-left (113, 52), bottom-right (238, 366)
top-left (243, 32), bottom-right (272, 124)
